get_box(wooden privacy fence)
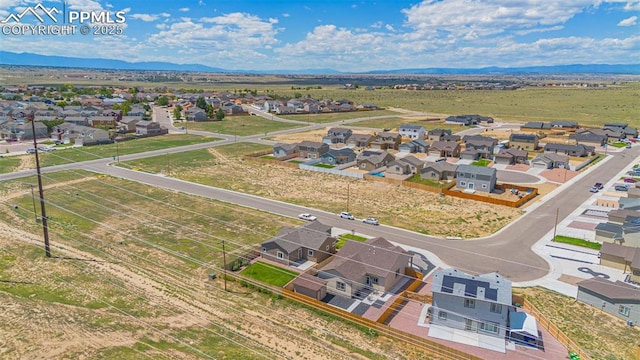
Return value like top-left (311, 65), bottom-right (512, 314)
top-left (243, 151), bottom-right (301, 168)
top-left (282, 288), bottom-right (482, 360)
top-left (376, 274), bottom-right (424, 324)
top-left (443, 183), bottom-right (538, 208)
top-left (512, 295), bottom-right (592, 360)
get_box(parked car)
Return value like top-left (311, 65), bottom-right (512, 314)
top-left (614, 184), bottom-right (629, 191)
top-left (298, 213), bottom-right (317, 221)
top-left (25, 148), bottom-right (36, 154)
top-left (363, 217), bottom-right (379, 225)
top-left (339, 211), bottom-right (355, 220)
top-left (626, 144), bottom-right (632, 149)
top-left (593, 182), bottom-right (604, 190)
top-left (589, 186), bottom-right (600, 193)
top-left (624, 178), bottom-right (638, 183)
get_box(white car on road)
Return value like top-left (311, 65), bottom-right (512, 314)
top-left (340, 211), bottom-right (355, 220)
top-left (298, 213), bottom-right (317, 221)
top-left (363, 217), bottom-right (379, 225)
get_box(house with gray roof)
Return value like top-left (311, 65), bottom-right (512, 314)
top-left (322, 127), bottom-right (353, 144)
top-left (544, 143), bottom-right (594, 157)
top-left (399, 139), bottom-right (429, 153)
top-left (456, 164), bottom-right (497, 193)
top-left (577, 277), bottom-right (640, 324)
top-left (298, 141), bottom-right (329, 159)
top-left (599, 242), bottom-right (640, 282)
top-left (531, 153), bottom-right (569, 169)
top-left (521, 121), bottom-right (551, 131)
top-left (463, 135), bottom-right (497, 159)
top-left (398, 124), bottom-right (426, 140)
top-left (494, 148), bottom-right (528, 165)
top-left (273, 142), bottom-right (298, 158)
top-left (550, 120), bottom-right (579, 130)
top-left (261, 221), bottom-right (336, 266)
top-left (421, 161), bottom-right (458, 181)
top-left (320, 148), bottom-right (356, 165)
top-left (370, 131), bottom-right (401, 150)
top-left (318, 237), bottom-right (411, 298)
top-left (429, 268), bottom-right (515, 339)
top-left (509, 133), bottom-right (539, 150)
top-left (427, 128), bottom-right (452, 142)
top-left (356, 150), bottom-right (395, 171)
top-left (386, 155), bottom-right (424, 175)
top-left (568, 130), bottom-right (607, 146)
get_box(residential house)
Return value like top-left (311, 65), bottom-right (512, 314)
top-left (599, 242), bottom-right (640, 282)
top-left (261, 221), bottom-right (336, 266)
top-left (345, 133), bottom-right (373, 148)
top-left (460, 148), bottom-right (482, 161)
top-left (550, 120), bottom-right (579, 131)
top-left (568, 130), bottom-right (607, 146)
top-left (386, 155), bottom-right (424, 176)
top-left (221, 103), bottom-right (245, 115)
top-left (55, 123), bottom-right (110, 145)
top-left (64, 116), bottom-right (88, 126)
top-left (456, 164), bottom-right (497, 193)
top-left (398, 124), bottom-right (426, 140)
top-left (576, 277), bottom-right (640, 324)
top-left (3, 121), bottom-right (48, 140)
top-left (291, 273), bottom-right (328, 301)
top-left (273, 143), bottom-right (299, 158)
top-left (320, 148), bottom-right (356, 165)
top-left (420, 161), bottom-right (458, 181)
top-left (370, 132), bottom-right (401, 150)
top-left (275, 106), bottom-right (296, 115)
top-left (463, 135), bottom-right (498, 159)
top-left (442, 134), bottom-right (461, 142)
top-left (428, 141), bottom-right (461, 158)
top-left (318, 237), bottom-right (411, 298)
top-left (356, 150), bottom-right (395, 171)
top-left (608, 209), bottom-right (640, 225)
top-left (494, 148), bottom-right (529, 165)
top-left (604, 123), bottom-right (639, 139)
top-left (544, 143), bottom-right (594, 157)
top-left (595, 216), bottom-right (640, 247)
top-left (429, 268), bottom-right (514, 339)
top-left (428, 129), bottom-right (452, 142)
top-left (102, 109), bottom-right (123, 121)
top-left (298, 141), bottom-right (329, 159)
top-left (399, 139), bottom-right (429, 153)
top-left (509, 133), bottom-right (539, 150)
top-left (521, 121), bottom-right (552, 133)
top-left (445, 115), bottom-right (492, 126)
top-left (322, 127), bottom-right (353, 145)
top-left (88, 116), bottom-right (117, 128)
top-left (118, 116), bottom-right (142, 133)
top-left (186, 108), bottom-right (207, 121)
top-left (135, 121), bottom-right (167, 136)
top-left (531, 153), bottom-right (569, 169)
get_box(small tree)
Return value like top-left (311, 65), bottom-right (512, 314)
top-left (215, 109), bottom-right (225, 121)
top-left (157, 96), bottom-right (169, 106)
top-left (173, 104), bottom-right (182, 120)
top-left (196, 96), bottom-right (207, 110)
top-left (55, 100), bottom-right (67, 109)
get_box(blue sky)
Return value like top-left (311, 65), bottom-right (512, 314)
top-left (0, 0), bottom-right (638, 71)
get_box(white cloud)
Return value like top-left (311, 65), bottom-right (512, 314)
top-left (282, 13), bottom-right (289, 17)
top-left (385, 24), bottom-right (395, 32)
top-left (515, 25), bottom-right (564, 35)
top-left (179, 7), bottom-right (189, 12)
top-left (623, 1), bottom-right (640, 11)
top-left (130, 13), bottom-right (158, 22)
top-left (617, 15), bottom-right (637, 26)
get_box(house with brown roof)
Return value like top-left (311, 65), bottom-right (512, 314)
top-left (345, 133), bottom-right (373, 148)
top-left (428, 141), bottom-right (461, 158)
top-left (386, 155), bottom-right (424, 176)
top-left (292, 273), bottom-right (328, 301)
top-left (261, 221), bottom-right (336, 266)
top-left (298, 141), bottom-right (329, 159)
top-left (427, 129), bottom-right (452, 142)
top-left (420, 161), bottom-right (458, 181)
top-left (273, 142), bottom-right (299, 158)
top-left (356, 151), bottom-right (395, 171)
top-left (509, 133), bottom-right (539, 150)
top-left (370, 131), bottom-right (401, 150)
top-left (544, 143), bottom-right (594, 157)
top-left (577, 277), bottom-right (640, 324)
top-left (494, 148), bottom-right (529, 165)
top-left (318, 237), bottom-right (411, 298)
top-left (599, 242), bottom-right (640, 281)
top-left (531, 153), bottom-right (569, 169)
top-left (323, 127), bottom-right (353, 144)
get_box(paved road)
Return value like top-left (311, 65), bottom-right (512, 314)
top-left (2, 107), bottom-right (638, 281)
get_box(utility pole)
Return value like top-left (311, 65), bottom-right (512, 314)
top-left (222, 240), bottom-right (228, 292)
top-left (31, 119), bottom-right (51, 257)
top-left (552, 207), bottom-right (559, 242)
top-left (347, 182), bottom-right (350, 212)
top-left (115, 139), bottom-right (119, 162)
top-left (166, 152), bottom-right (170, 176)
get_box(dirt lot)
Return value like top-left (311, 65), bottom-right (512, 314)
top-left (0, 181), bottom-right (438, 360)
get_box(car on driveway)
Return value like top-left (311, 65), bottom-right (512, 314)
top-left (615, 184), bottom-right (630, 191)
top-left (363, 217), bottom-right (379, 225)
top-left (298, 213), bottom-right (317, 221)
top-left (624, 178), bottom-right (638, 183)
top-left (339, 211), bottom-right (355, 220)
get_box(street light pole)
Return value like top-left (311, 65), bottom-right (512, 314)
top-left (552, 207), bottom-right (559, 242)
top-left (347, 182), bottom-right (350, 212)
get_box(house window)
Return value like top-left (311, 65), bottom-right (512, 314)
top-left (633, 269), bottom-right (640, 276)
top-left (464, 299), bottom-right (475, 309)
top-left (326, 245), bottom-right (330, 251)
top-left (482, 184), bottom-right (488, 189)
top-left (619, 305), bottom-right (631, 317)
top-left (460, 181), bottom-right (466, 186)
top-left (372, 277), bottom-right (379, 285)
top-left (262, 247), bottom-right (267, 253)
top-left (308, 249), bottom-right (314, 257)
top-left (479, 322), bottom-right (499, 334)
top-left (276, 251), bottom-right (284, 259)
top-left (490, 303), bottom-right (502, 313)
top-left (465, 319), bottom-right (476, 331)
top-left (395, 269), bottom-right (400, 278)
top-left (336, 281), bottom-right (346, 291)
top-left (438, 311), bottom-right (447, 320)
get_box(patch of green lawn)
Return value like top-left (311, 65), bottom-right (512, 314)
top-left (240, 261), bottom-right (298, 287)
top-left (471, 159), bottom-right (492, 167)
top-left (405, 173), bottom-right (449, 188)
top-left (335, 233), bottom-right (368, 249)
top-left (610, 142), bottom-right (628, 148)
top-left (279, 109), bottom-right (398, 123)
top-left (314, 163), bottom-right (335, 168)
top-left (553, 235), bottom-right (601, 250)
top-left (0, 156), bottom-right (21, 173)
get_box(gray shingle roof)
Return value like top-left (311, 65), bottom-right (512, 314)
top-left (432, 268), bottom-right (512, 305)
top-left (456, 164), bottom-right (497, 177)
top-left (577, 277), bottom-right (640, 302)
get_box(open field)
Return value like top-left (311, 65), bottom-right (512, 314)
top-left (0, 171), bottom-right (435, 360)
top-left (514, 287), bottom-right (640, 360)
top-left (0, 134), bottom-right (218, 174)
top-left (278, 109), bottom-right (400, 123)
top-left (183, 115), bottom-right (304, 136)
top-left (121, 142), bottom-right (521, 238)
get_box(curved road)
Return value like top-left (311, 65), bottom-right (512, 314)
top-left (2, 110), bottom-right (637, 282)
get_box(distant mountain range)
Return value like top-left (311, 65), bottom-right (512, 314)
top-left (1, 51), bottom-right (639, 75)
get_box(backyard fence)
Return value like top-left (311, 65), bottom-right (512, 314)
top-left (376, 271), bottom-right (424, 324)
top-left (244, 150), bottom-right (300, 168)
top-left (442, 183), bottom-right (537, 208)
top-left (512, 294), bottom-right (592, 360)
top-left (299, 160), bottom-right (363, 178)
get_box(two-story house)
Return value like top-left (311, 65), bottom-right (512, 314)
top-left (298, 141), bottom-right (329, 159)
top-left (370, 131), bottom-right (401, 150)
top-left (322, 127), bottom-right (353, 144)
top-left (427, 129), bottom-right (452, 142)
top-left (509, 133), bottom-right (539, 151)
top-left (356, 150), bottom-right (395, 171)
top-left (456, 164), bottom-right (497, 193)
top-left (398, 124), bottom-right (426, 140)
